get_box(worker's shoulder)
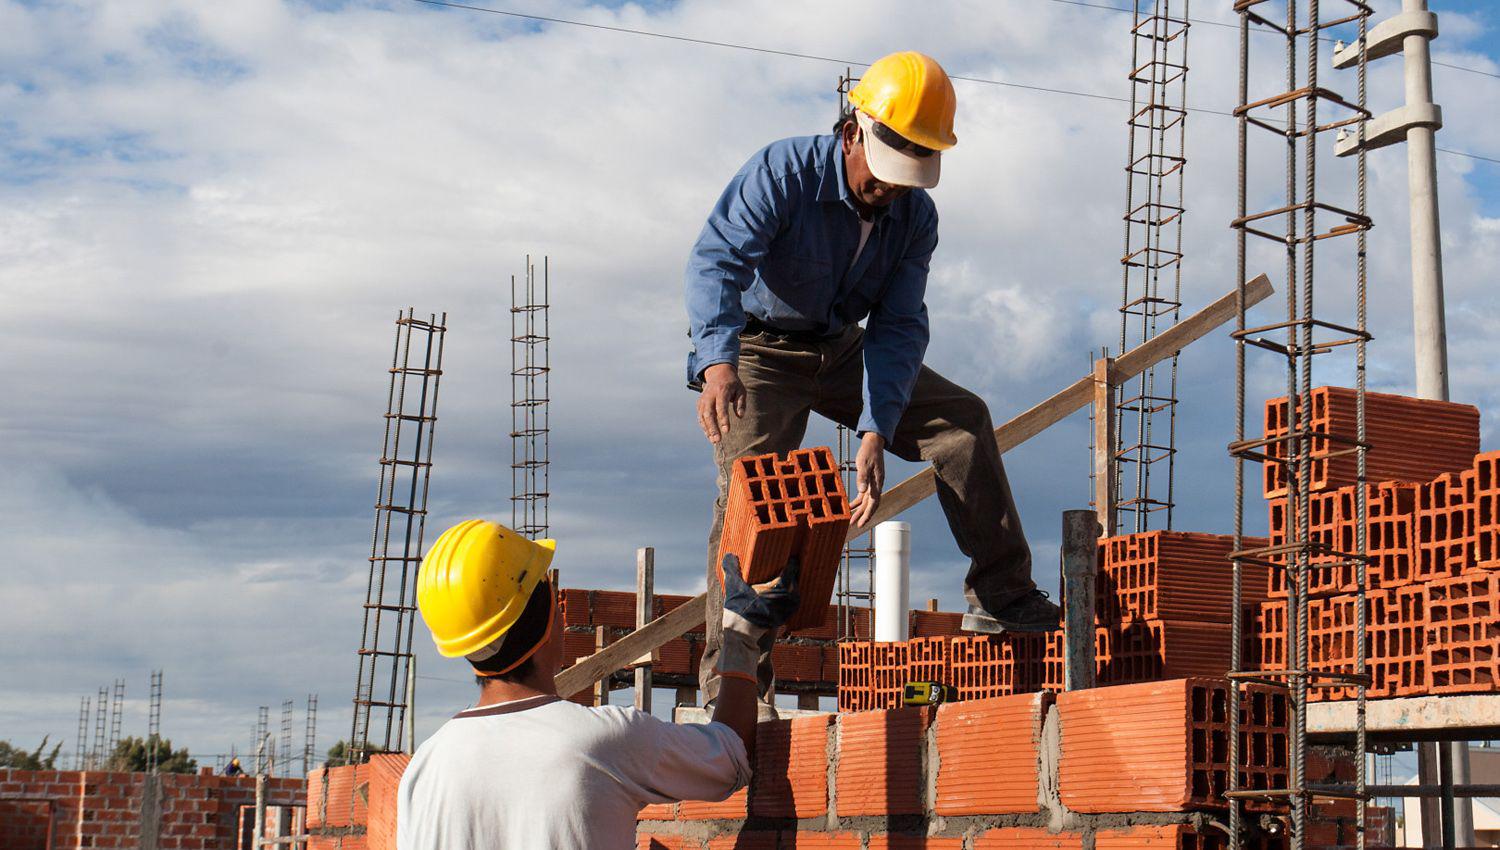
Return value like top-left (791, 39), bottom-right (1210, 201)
top-left (738, 134), bottom-right (835, 186)
top-left (901, 187), bottom-right (938, 229)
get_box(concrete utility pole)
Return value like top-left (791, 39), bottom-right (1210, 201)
top-left (1334, 0), bottom-right (1448, 400)
top-left (1335, 4), bottom-right (1466, 845)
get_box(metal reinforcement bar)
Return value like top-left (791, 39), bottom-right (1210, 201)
top-left (555, 275), bottom-right (1273, 698)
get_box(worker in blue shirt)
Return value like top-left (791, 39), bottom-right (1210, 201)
top-left (684, 52), bottom-right (1061, 705)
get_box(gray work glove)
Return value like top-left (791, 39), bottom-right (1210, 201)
top-left (717, 553), bottom-right (801, 681)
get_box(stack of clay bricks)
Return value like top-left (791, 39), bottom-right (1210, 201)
top-left (716, 447), bottom-right (852, 631)
top-left (1247, 387), bottom-right (1499, 700)
top-left (638, 678), bottom-right (1299, 848)
top-left (838, 530), bottom-right (1268, 711)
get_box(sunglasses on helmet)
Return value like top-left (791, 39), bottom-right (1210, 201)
top-left (867, 119), bottom-right (937, 158)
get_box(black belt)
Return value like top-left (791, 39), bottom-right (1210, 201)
top-left (742, 317), bottom-right (840, 345)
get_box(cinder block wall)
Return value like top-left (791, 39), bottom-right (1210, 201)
top-left (0, 768), bottom-right (302, 850)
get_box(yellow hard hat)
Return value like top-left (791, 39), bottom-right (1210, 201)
top-left (848, 51), bottom-right (958, 152)
top-left (417, 519), bottom-right (557, 659)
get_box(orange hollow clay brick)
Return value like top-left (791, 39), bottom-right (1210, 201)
top-left (866, 837), bottom-right (965, 850)
top-left (637, 800), bottom-right (675, 821)
top-left (834, 708), bottom-right (930, 817)
top-left (708, 833), bottom-right (782, 850)
top-left (1474, 450), bottom-right (1500, 568)
top-left (933, 692), bottom-right (1048, 816)
top-left (972, 828), bottom-right (1084, 849)
top-left (1097, 531), bottom-right (1271, 622)
top-left (638, 835), bottom-right (702, 850)
top-left (750, 715), bottom-right (831, 819)
top-left (1057, 678), bottom-right (1288, 813)
top-left (716, 448), bottom-right (851, 631)
top-left (676, 785), bottom-right (748, 821)
top-left (1262, 387), bottom-right (1479, 499)
top-left (1426, 571), bottom-right (1500, 694)
top-left (1094, 824), bottom-right (1286, 849)
top-left (783, 834), bottom-right (862, 850)
top-left (1417, 470), bottom-right (1479, 581)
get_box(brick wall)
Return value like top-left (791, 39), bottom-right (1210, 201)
top-left (638, 680), bottom-right (1292, 848)
top-left (0, 768), bottom-right (302, 850)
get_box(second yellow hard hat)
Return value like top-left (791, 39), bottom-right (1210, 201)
top-left (417, 519), bottom-right (557, 659)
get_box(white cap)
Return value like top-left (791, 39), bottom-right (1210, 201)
top-left (856, 110), bottom-right (941, 189)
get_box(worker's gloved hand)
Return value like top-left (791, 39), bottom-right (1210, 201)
top-left (717, 554), bottom-right (801, 680)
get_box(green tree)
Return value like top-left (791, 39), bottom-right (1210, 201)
top-left (0, 736), bottom-right (62, 770)
top-left (106, 735), bottom-right (197, 774)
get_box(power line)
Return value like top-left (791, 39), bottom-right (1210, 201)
top-left (405, 0), bottom-right (1499, 166)
top-left (1437, 147), bottom-right (1500, 165)
top-left (1041, 0), bottom-right (1500, 80)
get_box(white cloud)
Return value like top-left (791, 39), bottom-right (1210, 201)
top-left (0, 0), bottom-right (1496, 757)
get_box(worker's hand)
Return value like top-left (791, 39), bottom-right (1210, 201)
top-left (849, 431), bottom-right (886, 527)
top-left (721, 553), bottom-right (801, 639)
top-left (697, 363), bottom-right (746, 445)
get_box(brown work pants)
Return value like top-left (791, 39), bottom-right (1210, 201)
top-left (698, 325), bottom-right (1036, 703)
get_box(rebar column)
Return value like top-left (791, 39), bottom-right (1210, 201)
top-left (1227, 3), bottom-right (1374, 848)
top-left (1114, 0), bottom-right (1191, 534)
top-left (351, 309), bottom-right (446, 761)
top-left (511, 257), bottom-right (550, 540)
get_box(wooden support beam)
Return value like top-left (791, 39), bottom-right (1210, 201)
top-left (634, 548), bottom-right (654, 712)
top-left (592, 626), bottom-right (610, 707)
top-left (1092, 357), bottom-right (1117, 537)
top-left (553, 274), bottom-right (1275, 699)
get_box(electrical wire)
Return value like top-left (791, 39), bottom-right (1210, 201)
top-left (1041, 0), bottom-right (1500, 80)
top-left (404, 0), bottom-right (1500, 165)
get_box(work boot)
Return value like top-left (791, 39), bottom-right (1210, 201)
top-left (961, 590), bottom-right (1062, 634)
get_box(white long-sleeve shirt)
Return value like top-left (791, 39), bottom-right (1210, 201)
top-left (397, 694), bottom-right (750, 850)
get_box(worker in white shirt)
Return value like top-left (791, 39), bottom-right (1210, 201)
top-left (396, 519), bottom-right (800, 850)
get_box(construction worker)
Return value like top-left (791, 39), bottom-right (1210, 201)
top-left (685, 51), bottom-right (1060, 704)
top-left (397, 519), bottom-right (800, 849)
top-left (222, 757), bottom-right (243, 777)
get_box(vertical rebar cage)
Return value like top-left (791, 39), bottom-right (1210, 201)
top-left (835, 424), bottom-right (876, 640)
top-left (1116, 0), bottom-right (1191, 534)
top-left (303, 694), bottom-right (318, 776)
top-left (1226, 2), bottom-right (1373, 848)
top-left (146, 670), bottom-right (162, 774)
top-left (511, 257), bottom-right (550, 540)
top-left (74, 697), bottom-right (90, 770)
top-left (351, 309), bottom-right (447, 761)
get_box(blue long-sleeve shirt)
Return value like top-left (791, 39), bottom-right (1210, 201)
top-left (683, 133), bottom-right (936, 441)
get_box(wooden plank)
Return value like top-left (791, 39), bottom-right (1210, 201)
top-left (553, 274), bottom-right (1275, 696)
top-left (850, 273), bottom-right (1273, 537)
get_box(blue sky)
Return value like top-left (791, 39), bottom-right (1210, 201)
top-left (0, 0), bottom-right (1496, 769)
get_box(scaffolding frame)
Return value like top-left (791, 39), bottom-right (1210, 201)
top-left (511, 257), bottom-right (551, 540)
top-left (146, 670), bottom-right (162, 774)
top-left (303, 694), bottom-right (318, 776)
top-left (1226, 2), bottom-right (1374, 848)
top-left (279, 701), bottom-right (293, 779)
top-left (107, 679), bottom-right (124, 760)
top-left (351, 309), bottom-right (447, 761)
top-left (834, 424), bottom-right (876, 640)
top-left (91, 686), bottom-right (108, 770)
top-left (254, 705), bottom-right (269, 776)
top-left (1112, 0), bottom-right (1191, 534)
top-left (74, 697), bottom-right (89, 771)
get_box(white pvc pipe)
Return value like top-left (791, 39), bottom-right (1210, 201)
top-left (873, 521), bottom-right (911, 642)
